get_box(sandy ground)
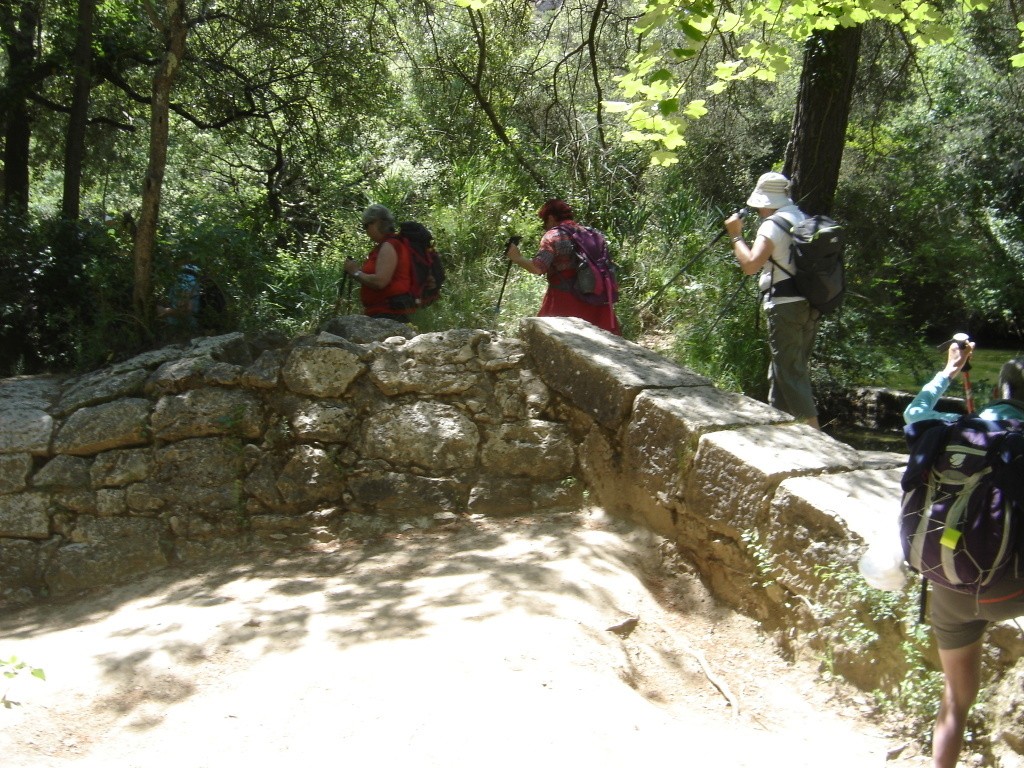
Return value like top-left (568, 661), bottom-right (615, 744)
top-left (0, 509), bottom-right (930, 768)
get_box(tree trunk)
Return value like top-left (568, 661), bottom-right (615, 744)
top-left (783, 25), bottom-right (862, 216)
top-left (61, 0), bottom-right (97, 221)
top-left (2, 1), bottom-right (42, 215)
top-left (131, 0), bottom-right (188, 325)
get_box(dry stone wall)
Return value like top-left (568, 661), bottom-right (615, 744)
top-left (0, 317), bottom-right (581, 604)
top-left (516, 317), bottom-right (1023, 763)
top-left (1, 313), bottom-right (1021, 760)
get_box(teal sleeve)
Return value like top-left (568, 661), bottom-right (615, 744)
top-left (903, 372), bottom-right (958, 425)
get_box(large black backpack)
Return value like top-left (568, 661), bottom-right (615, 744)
top-left (900, 414), bottom-right (1024, 594)
top-left (768, 214), bottom-right (845, 315)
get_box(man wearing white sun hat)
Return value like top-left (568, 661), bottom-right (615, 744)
top-left (724, 172), bottom-right (820, 429)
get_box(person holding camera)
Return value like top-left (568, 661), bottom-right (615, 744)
top-left (903, 339), bottom-right (1024, 768)
top-left (724, 172), bottom-right (819, 428)
top-left (505, 198), bottom-right (620, 335)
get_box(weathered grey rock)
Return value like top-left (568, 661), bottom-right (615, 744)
top-left (369, 330), bottom-right (490, 396)
top-left (95, 487), bottom-right (128, 516)
top-left (478, 336), bottom-right (528, 371)
top-left (0, 453), bottom-right (32, 494)
top-left (348, 470), bottom-right (466, 514)
top-left (467, 477), bottom-right (533, 516)
top-left (276, 445), bottom-right (346, 508)
top-left (186, 332), bottom-right (253, 365)
top-left (519, 316), bottom-right (711, 430)
top-left (46, 515), bottom-right (168, 594)
top-left (282, 345), bottom-right (364, 397)
top-left (288, 399), bottom-right (357, 443)
top-left (34, 454), bottom-right (92, 488)
top-left (480, 420), bottom-right (575, 481)
top-left (145, 355), bottom-right (221, 395)
top-left (319, 314), bottom-right (418, 344)
top-left (363, 401), bottom-right (479, 471)
top-left (53, 398), bottom-right (151, 456)
top-left (56, 368), bottom-right (149, 416)
top-left (0, 539), bottom-right (40, 603)
top-left (685, 424), bottom-right (863, 538)
top-left (51, 489), bottom-right (97, 514)
top-left (107, 345), bottom-right (186, 374)
top-left (198, 361), bottom-right (245, 387)
top-left (0, 401), bottom-right (54, 455)
top-left (492, 369), bottom-right (550, 421)
top-left (243, 453), bottom-right (287, 510)
top-left (0, 492), bottom-right (50, 538)
top-left (152, 387), bottom-right (264, 441)
top-left (91, 448), bottom-right (152, 488)
top-left (124, 482), bottom-right (168, 513)
top-left (0, 375), bottom-right (61, 408)
top-left (152, 437), bottom-right (245, 486)
top-left (986, 662), bottom-right (1024, 762)
top-left (623, 386), bottom-right (792, 510)
top-left (241, 349), bottom-right (286, 389)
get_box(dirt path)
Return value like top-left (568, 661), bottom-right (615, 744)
top-left (0, 510), bottom-right (929, 767)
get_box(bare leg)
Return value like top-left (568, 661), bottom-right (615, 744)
top-left (933, 640), bottom-right (983, 768)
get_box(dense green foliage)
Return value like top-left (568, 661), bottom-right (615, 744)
top-left (2, 0), bottom-right (1023, 409)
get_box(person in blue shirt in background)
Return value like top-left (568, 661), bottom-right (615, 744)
top-left (157, 262), bottom-right (201, 337)
top-left (903, 339), bottom-right (1024, 768)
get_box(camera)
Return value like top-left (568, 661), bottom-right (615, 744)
top-left (733, 207), bottom-right (749, 220)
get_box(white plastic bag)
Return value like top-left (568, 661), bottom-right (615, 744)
top-left (858, 534), bottom-right (908, 592)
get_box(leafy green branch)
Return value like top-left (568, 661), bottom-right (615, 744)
top-left (1, 656), bottom-right (46, 709)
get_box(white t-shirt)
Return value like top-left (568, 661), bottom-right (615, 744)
top-left (755, 204), bottom-right (805, 307)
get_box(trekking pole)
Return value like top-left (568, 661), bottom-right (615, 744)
top-left (493, 235), bottom-right (522, 314)
top-left (336, 271), bottom-right (352, 314)
top-left (640, 208), bottom-right (747, 312)
top-left (706, 277), bottom-right (752, 335)
top-left (952, 332), bottom-right (975, 413)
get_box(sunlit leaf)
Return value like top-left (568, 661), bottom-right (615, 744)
top-left (682, 99), bottom-right (708, 119)
top-left (602, 100), bottom-right (634, 114)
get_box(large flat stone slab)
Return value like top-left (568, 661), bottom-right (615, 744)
top-left (519, 317), bottom-right (710, 430)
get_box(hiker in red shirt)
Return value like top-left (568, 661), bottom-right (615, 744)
top-left (344, 204), bottom-right (415, 322)
top-left (505, 199), bottom-right (620, 335)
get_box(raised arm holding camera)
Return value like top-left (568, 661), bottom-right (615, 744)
top-left (723, 172), bottom-right (820, 428)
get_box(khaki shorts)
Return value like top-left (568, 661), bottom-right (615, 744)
top-left (929, 573), bottom-right (1024, 649)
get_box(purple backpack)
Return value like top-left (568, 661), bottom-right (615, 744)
top-left (900, 415), bottom-right (1024, 594)
top-left (556, 225), bottom-right (619, 306)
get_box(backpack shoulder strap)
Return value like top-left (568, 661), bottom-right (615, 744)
top-left (766, 213), bottom-right (794, 235)
top-left (901, 417), bottom-right (955, 491)
top-left (763, 215), bottom-right (796, 281)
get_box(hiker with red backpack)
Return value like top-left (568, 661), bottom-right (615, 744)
top-left (344, 204), bottom-right (416, 322)
top-left (902, 339), bottom-right (1024, 768)
top-left (505, 199), bottom-right (620, 335)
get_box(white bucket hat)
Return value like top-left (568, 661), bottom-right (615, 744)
top-left (746, 172), bottom-right (793, 209)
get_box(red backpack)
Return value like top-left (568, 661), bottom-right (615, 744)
top-left (398, 221), bottom-right (446, 308)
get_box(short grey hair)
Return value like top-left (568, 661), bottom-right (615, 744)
top-left (361, 204), bottom-right (396, 233)
top-left (999, 357), bottom-right (1024, 401)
